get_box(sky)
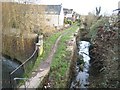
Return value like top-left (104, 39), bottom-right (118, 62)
top-left (35, 0), bottom-right (120, 15)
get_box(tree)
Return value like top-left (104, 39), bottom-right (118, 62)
top-left (96, 6), bottom-right (101, 16)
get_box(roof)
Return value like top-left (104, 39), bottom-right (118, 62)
top-left (113, 8), bottom-right (120, 11)
top-left (113, 1), bottom-right (120, 12)
top-left (63, 8), bottom-right (73, 15)
top-left (45, 5), bottom-right (62, 15)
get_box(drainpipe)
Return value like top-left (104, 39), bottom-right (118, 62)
top-left (58, 15), bottom-right (59, 29)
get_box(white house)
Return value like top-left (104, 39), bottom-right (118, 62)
top-left (63, 8), bottom-right (80, 22)
top-left (44, 4), bottom-right (64, 29)
top-left (63, 8), bottom-right (74, 21)
top-left (6, 0), bottom-right (64, 30)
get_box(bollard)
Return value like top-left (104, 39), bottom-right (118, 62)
top-left (36, 35), bottom-right (43, 56)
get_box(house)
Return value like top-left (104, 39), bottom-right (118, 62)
top-left (63, 8), bottom-right (73, 18)
top-left (63, 8), bottom-right (80, 22)
top-left (75, 13), bottom-right (81, 20)
top-left (118, 1), bottom-right (120, 14)
top-left (63, 8), bottom-right (74, 21)
top-left (44, 4), bottom-right (64, 29)
top-left (113, 1), bottom-right (120, 14)
top-left (4, 0), bottom-right (65, 30)
top-left (112, 1), bottom-right (120, 27)
top-left (117, 1), bottom-right (120, 28)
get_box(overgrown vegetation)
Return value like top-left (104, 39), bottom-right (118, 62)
top-left (2, 2), bottom-right (56, 86)
top-left (88, 18), bottom-right (107, 41)
top-left (2, 2), bottom-right (55, 62)
top-left (64, 17), bottom-right (74, 25)
top-left (89, 22), bottom-right (119, 88)
top-left (80, 13), bottom-right (119, 88)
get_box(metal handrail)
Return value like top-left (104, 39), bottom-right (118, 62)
top-left (10, 46), bottom-right (38, 75)
top-left (14, 78), bottom-right (29, 90)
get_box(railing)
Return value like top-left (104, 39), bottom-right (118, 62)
top-left (13, 78), bottom-right (28, 90)
top-left (9, 35), bottom-right (43, 89)
top-left (9, 45), bottom-right (38, 89)
top-left (10, 35), bottom-right (43, 76)
top-left (10, 46), bottom-right (38, 76)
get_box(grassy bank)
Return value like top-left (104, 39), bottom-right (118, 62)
top-left (33, 31), bottom-right (63, 70)
top-left (19, 23), bottom-right (79, 87)
top-left (22, 30), bottom-right (63, 79)
top-left (34, 23), bottom-right (78, 71)
top-left (47, 24), bottom-right (79, 88)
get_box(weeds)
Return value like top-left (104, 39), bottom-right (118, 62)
top-left (45, 24), bottom-right (79, 88)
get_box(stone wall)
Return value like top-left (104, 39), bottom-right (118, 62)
top-left (2, 32), bottom-right (37, 63)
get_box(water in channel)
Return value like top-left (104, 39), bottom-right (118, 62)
top-left (71, 41), bottom-right (91, 89)
top-left (2, 56), bottom-right (24, 88)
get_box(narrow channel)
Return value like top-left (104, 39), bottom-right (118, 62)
top-left (71, 41), bottom-right (90, 89)
top-left (2, 56), bottom-right (24, 88)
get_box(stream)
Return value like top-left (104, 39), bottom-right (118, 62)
top-left (2, 56), bottom-right (24, 88)
top-left (71, 41), bottom-right (90, 89)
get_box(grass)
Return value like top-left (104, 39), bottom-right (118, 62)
top-left (48, 24), bottom-right (79, 88)
top-left (19, 28), bottom-right (63, 85)
top-left (34, 23), bottom-right (79, 70)
top-left (19, 23), bottom-right (79, 86)
top-left (23, 31), bottom-right (63, 76)
top-left (33, 31), bottom-right (63, 70)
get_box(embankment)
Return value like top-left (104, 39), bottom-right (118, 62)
top-left (2, 32), bottom-right (37, 63)
top-left (38, 25), bottom-right (79, 88)
top-left (78, 18), bottom-right (120, 88)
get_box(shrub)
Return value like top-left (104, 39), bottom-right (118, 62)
top-left (64, 18), bottom-right (68, 24)
top-left (67, 20), bottom-right (73, 25)
top-left (64, 18), bottom-right (73, 25)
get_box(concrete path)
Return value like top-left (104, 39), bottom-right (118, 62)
top-left (19, 32), bottom-right (63, 89)
top-left (19, 27), bottom-right (79, 89)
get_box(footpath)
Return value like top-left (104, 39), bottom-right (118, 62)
top-left (19, 25), bottom-right (79, 89)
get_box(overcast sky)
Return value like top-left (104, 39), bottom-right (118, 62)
top-left (3, 0), bottom-right (119, 15)
top-left (36, 0), bottom-right (119, 15)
